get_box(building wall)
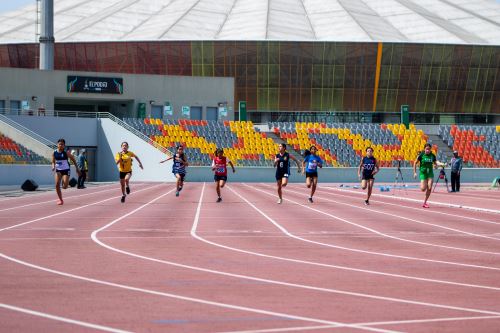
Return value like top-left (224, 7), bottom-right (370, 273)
top-left (0, 67), bottom-right (234, 120)
top-left (0, 41), bottom-right (498, 115)
top-left (2, 165), bottom-right (498, 186)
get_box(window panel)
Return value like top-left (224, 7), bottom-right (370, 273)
top-left (312, 64), bottom-right (323, 88)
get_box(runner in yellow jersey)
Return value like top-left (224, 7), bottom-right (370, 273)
top-left (115, 141), bottom-right (143, 203)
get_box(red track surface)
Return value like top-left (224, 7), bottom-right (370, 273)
top-left (1, 182), bottom-right (499, 333)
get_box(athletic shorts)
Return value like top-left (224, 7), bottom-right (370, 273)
top-left (119, 171), bottom-right (132, 179)
top-left (214, 175), bottom-right (227, 182)
top-left (56, 169), bottom-right (70, 176)
top-left (362, 174), bottom-right (374, 180)
top-left (305, 172), bottom-right (318, 179)
top-left (175, 173), bottom-right (186, 181)
top-left (275, 171), bottom-right (289, 181)
top-left (419, 170), bottom-right (434, 181)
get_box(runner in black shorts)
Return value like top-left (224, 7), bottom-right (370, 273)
top-left (274, 143), bottom-right (301, 204)
top-left (358, 147), bottom-right (379, 205)
top-left (302, 146), bottom-right (323, 203)
top-left (52, 138), bottom-right (80, 205)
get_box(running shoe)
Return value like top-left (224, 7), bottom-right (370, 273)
top-left (216, 197), bottom-right (222, 203)
top-left (121, 195), bottom-right (126, 203)
top-left (277, 198), bottom-right (282, 204)
top-left (308, 197), bottom-right (313, 203)
top-left (126, 186), bottom-right (130, 194)
top-left (364, 200), bottom-right (369, 205)
top-left (422, 203), bottom-right (430, 208)
top-left (175, 191), bottom-right (180, 197)
top-left (57, 200), bottom-right (64, 205)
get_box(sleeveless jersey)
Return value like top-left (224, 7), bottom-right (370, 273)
top-left (54, 150), bottom-right (70, 171)
top-left (275, 152), bottom-right (290, 174)
top-left (213, 156), bottom-right (228, 176)
top-left (172, 153), bottom-right (186, 174)
top-left (362, 156), bottom-right (377, 176)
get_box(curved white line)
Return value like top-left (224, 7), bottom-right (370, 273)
top-left (0, 186), bottom-right (396, 333)
top-left (231, 184), bottom-right (500, 271)
top-left (0, 303), bottom-right (132, 333)
top-left (88, 185), bottom-right (396, 333)
top-left (319, 185), bottom-right (500, 226)
top-left (250, 184), bottom-right (500, 256)
top-left (90, 183), bottom-right (500, 319)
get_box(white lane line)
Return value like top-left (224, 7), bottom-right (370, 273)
top-left (56, 183), bottom-right (500, 324)
top-left (0, 183), bottom-right (120, 212)
top-left (0, 185), bottom-right (380, 333)
top-left (218, 314), bottom-right (500, 333)
top-left (252, 184), bottom-right (500, 256)
top-left (91, 185), bottom-right (394, 333)
top-left (0, 303), bottom-right (132, 333)
top-left (324, 186), bottom-right (500, 214)
top-left (0, 183), bottom-right (162, 232)
top-left (241, 184), bottom-right (500, 270)
top-left (317, 186), bottom-right (500, 226)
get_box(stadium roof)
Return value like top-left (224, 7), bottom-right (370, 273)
top-left (1, 0), bottom-right (499, 45)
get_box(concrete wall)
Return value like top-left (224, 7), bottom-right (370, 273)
top-left (1, 164), bottom-right (498, 186)
top-left (97, 118), bottom-right (175, 182)
top-left (6, 115), bottom-right (98, 147)
top-left (0, 68), bottom-right (234, 120)
top-left (0, 164), bottom-right (76, 186)
top-left (183, 167), bottom-right (500, 184)
top-left (0, 116), bottom-right (54, 159)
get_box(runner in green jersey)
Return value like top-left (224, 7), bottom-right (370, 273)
top-left (413, 143), bottom-right (443, 208)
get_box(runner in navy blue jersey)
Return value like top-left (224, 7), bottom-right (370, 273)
top-left (274, 143), bottom-right (301, 204)
top-left (160, 145), bottom-right (188, 197)
top-left (52, 138), bottom-right (80, 205)
top-left (358, 147), bottom-right (379, 205)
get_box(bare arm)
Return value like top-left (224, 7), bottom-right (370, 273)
top-left (159, 156), bottom-right (173, 163)
top-left (51, 154), bottom-right (55, 171)
top-left (68, 154), bottom-right (81, 175)
top-left (373, 160), bottom-right (380, 175)
top-left (134, 155), bottom-right (144, 169)
top-left (358, 159), bottom-right (364, 177)
top-left (228, 161), bottom-right (235, 173)
top-left (413, 158), bottom-right (419, 177)
top-left (116, 153), bottom-right (122, 165)
top-left (290, 155), bottom-right (302, 170)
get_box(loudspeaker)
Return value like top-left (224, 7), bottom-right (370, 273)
top-left (21, 179), bottom-right (38, 191)
top-left (69, 178), bottom-right (77, 187)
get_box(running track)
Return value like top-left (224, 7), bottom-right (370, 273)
top-left (1, 182), bottom-right (499, 333)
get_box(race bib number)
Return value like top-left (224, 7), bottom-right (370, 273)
top-left (279, 162), bottom-right (284, 168)
top-left (216, 167), bottom-right (225, 173)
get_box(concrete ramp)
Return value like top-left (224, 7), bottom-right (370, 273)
top-left (97, 118), bottom-right (175, 182)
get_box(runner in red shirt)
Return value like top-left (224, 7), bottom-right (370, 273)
top-left (211, 148), bottom-right (235, 202)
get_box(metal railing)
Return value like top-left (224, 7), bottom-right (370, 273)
top-left (0, 108), bottom-right (171, 156)
top-left (0, 113), bottom-right (57, 150)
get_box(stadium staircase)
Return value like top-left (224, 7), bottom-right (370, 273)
top-left (438, 125), bottom-right (500, 167)
top-left (266, 131), bottom-right (304, 164)
top-left (429, 134), bottom-right (454, 163)
top-left (0, 114), bottom-right (54, 164)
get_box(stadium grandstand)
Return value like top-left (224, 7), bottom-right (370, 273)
top-left (0, 0), bottom-right (498, 181)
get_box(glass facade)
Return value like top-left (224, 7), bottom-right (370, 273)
top-left (0, 41), bottom-right (498, 114)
